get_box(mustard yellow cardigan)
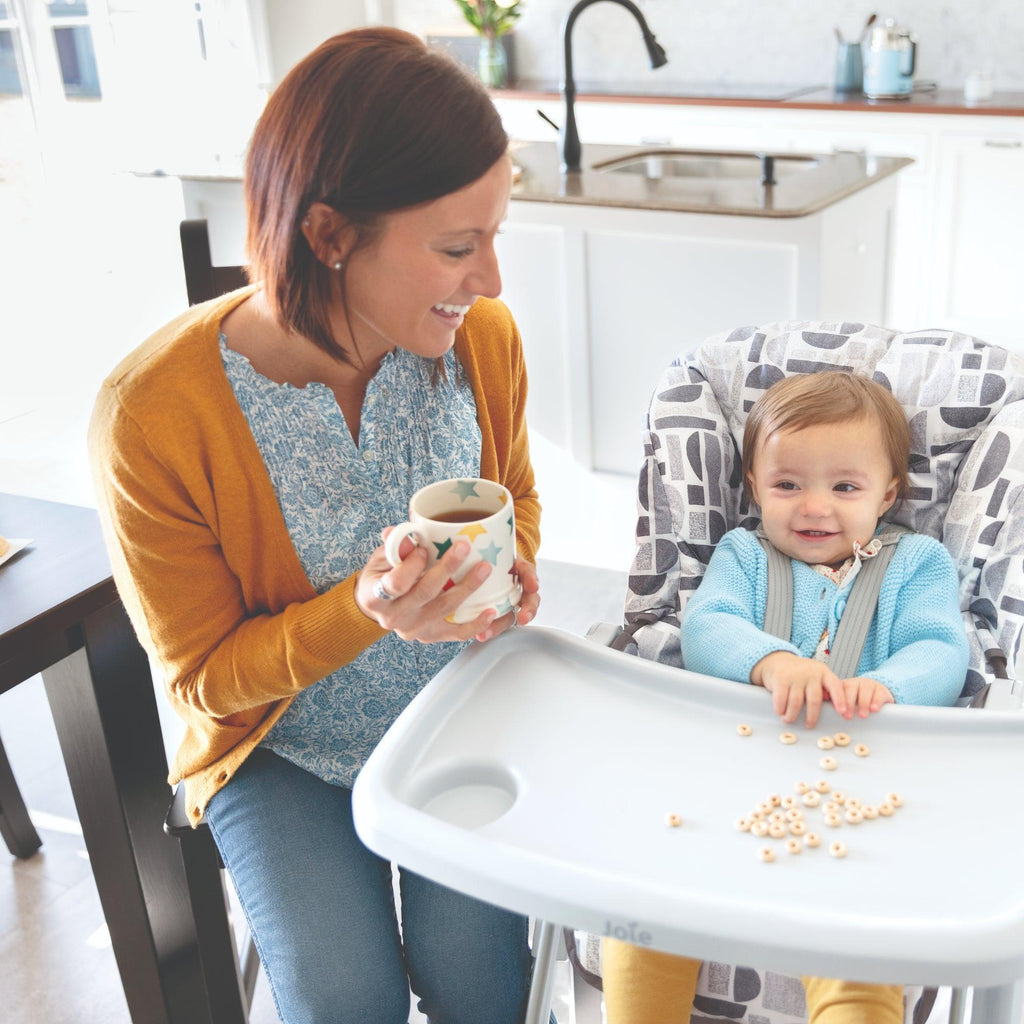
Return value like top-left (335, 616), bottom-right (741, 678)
top-left (89, 288), bottom-right (541, 825)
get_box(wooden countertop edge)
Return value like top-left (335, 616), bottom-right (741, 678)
top-left (494, 87), bottom-right (1024, 118)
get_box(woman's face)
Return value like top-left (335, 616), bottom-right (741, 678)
top-left (341, 154), bottom-right (512, 365)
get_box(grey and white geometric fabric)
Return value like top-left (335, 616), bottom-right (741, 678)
top-left (625, 320), bottom-right (1024, 703)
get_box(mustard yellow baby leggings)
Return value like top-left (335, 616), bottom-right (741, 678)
top-left (602, 939), bottom-right (904, 1024)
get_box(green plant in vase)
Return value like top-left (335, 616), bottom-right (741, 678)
top-left (453, 0), bottom-right (523, 88)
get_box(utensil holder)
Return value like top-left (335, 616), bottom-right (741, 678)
top-left (834, 41), bottom-right (863, 93)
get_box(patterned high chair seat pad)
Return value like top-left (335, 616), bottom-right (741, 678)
top-left (626, 320), bottom-right (1024, 701)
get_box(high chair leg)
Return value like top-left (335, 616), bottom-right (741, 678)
top-left (947, 988), bottom-right (968, 1024)
top-left (969, 980), bottom-right (1023, 1024)
top-left (525, 920), bottom-right (560, 1024)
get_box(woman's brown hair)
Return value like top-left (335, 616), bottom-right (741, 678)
top-left (244, 27), bottom-right (509, 359)
top-left (741, 371), bottom-right (911, 507)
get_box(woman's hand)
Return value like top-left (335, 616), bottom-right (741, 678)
top-left (472, 557), bottom-right (540, 642)
top-left (751, 651), bottom-right (851, 727)
top-left (355, 533), bottom-right (540, 644)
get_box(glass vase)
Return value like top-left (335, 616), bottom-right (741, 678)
top-left (477, 35), bottom-right (508, 89)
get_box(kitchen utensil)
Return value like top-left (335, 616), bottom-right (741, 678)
top-left (536, 108), bottom-right (560, 132)
top-left (859, 12), bottom-right (878, 42)
top-left (863, 16), bottom-right (917, 99)
top-left (834, 40), bottom-right (864, 93)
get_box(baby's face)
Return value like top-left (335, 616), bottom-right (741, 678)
top-left (747, 416), bottom-right (900, 567)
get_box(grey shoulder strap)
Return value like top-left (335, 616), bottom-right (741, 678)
top-left (757, 532), bottom-right (793, 642)
top-left (828, 525), bottom-right (909, 680)
top-left (757, 525), bottom-right (910, 677)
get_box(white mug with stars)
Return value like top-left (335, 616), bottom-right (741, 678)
top-left (383, 477), bottom-right (522, 624)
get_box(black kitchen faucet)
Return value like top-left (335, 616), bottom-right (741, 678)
top-left (560, 0), bottom-right (668, 173)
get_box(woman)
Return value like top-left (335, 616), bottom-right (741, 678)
top-left (90, 28), bottom-right (542, 1024)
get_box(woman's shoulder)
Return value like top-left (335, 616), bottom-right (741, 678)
top-left (462, 296), bottom-right (516, 332)
top-left (457, 298), bottom-right (519, 354)
top-left (93, 288), bottom-right (256, 433)
top-left (454, 298), bottom-right (523, 390)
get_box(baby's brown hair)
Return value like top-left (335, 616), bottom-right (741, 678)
top-left (742, 371), bottom-right (911, 506)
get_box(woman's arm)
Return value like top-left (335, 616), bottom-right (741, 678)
top-left (91, 393), bottom-right (387, 720)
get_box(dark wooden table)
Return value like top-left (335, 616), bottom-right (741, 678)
top-left (0, 492), bottom-right (227, 1024)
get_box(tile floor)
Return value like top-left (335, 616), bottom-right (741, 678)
top-left (0, 115), bottom-right (635, 1023)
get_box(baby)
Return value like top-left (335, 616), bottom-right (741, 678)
top-left (603, 370), bottom-right (969, 1024)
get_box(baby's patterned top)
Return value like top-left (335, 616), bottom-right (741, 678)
top-left (220, 336), bottom-right (481, 786)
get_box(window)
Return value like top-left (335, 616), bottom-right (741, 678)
top-left (46, 0), bottom-right (100, 98)
top-left (0, 2), bottom-right (24, 95)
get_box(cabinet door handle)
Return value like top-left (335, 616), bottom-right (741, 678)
top-left (983, 139), bottom-right (1023, 149)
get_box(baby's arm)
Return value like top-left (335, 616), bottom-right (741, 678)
top-left (682, 531), bottom-right (796, 680)
top-left (856, 536), bottom-right (969, 707)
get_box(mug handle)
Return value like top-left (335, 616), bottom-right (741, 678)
top-left (903, 39), bottom-right (916, 77)
top-left (384, 523), bottom-right (419, 567)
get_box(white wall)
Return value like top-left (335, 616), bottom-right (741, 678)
top-left (260, 0), bottom-right (368, 81)
top-left (391, 0), bottom-right (1024, 93)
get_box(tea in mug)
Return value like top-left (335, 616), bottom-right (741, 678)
top-left (430, 509), bottom-right (491, 524)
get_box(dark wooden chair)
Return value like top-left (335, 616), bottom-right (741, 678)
top-left (0, 730), bottom-right (42, 859)
top-left (165, 784), bottom-right (259, 1022)
top-left (162, 219), bottom-right (258, 1022)
top-left (179, 219), bottom-right (249, 305)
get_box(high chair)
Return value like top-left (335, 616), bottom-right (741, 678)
top-left (570, 319), bottom-right (1024, 1024)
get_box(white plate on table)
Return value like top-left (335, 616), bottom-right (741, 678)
top-left (0, 538), bottom-right (32, 568)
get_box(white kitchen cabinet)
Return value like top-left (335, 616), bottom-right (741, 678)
top-left (498, 176), bottom-right (898, 475)
top-left (929, 129), bottom-right (1024, 350)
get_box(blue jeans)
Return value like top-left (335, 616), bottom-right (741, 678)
top-left (206, 748), bottom-right (551, 1024)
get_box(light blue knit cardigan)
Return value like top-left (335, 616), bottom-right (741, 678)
top-left (680, 526), bottom-right (969, 706)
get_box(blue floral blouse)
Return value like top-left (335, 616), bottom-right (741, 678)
top-left (220, 336), bottom-right (481, 787)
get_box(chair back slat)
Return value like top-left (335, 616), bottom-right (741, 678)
top-left (180, 219), bottom-right (248, 305)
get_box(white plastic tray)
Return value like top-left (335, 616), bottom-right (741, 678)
top-left (353, 626), bottom-right (1024, 988)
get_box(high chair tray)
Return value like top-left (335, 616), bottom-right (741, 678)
top-left (352, 626), bottom-right (1024, 987)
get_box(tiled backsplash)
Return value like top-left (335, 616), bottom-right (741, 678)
top-left (395, 0), bottom-right (1022, 92)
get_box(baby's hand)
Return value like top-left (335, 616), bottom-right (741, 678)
top-left (841, 677), bottom-right (894, 719)
top-left (751, 651), bottom-right (851, 727)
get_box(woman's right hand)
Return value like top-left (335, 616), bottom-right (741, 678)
top-left (355, 529), bottom-right (499, 643)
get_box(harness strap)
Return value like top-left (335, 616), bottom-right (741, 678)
top-left (757, 525), bottom-right (909, 679)
top-left (760, 539), bottom-right (793, 644)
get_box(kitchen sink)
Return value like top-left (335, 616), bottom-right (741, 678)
top-left (590, 149), bottom-right (820, 184)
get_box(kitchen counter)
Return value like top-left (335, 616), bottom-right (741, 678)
top-left (498, 82), bottom-right (1024, 118)
top-left (510, 141), bottom-right (912, 219)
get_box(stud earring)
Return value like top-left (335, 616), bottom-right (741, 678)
top-left (333, 259), bottom-right (344, 271)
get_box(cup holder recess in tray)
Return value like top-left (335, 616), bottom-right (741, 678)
top-left (406, 760), bottom-right (519, 829)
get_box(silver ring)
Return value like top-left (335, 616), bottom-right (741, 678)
top-left (373, 579), bottom-right (395, 601)
top-left (510, 604), bottom-right (520, 629)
